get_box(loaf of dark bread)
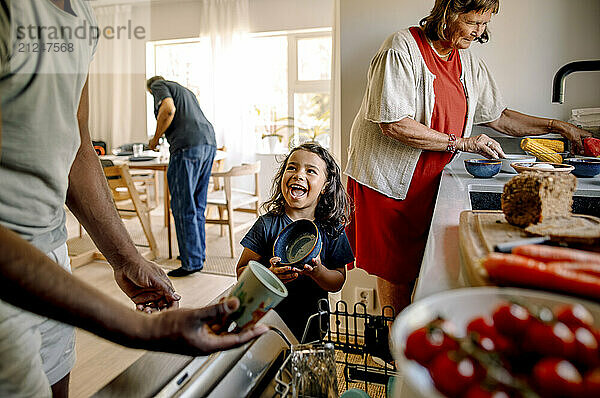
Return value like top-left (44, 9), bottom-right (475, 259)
top-left (501, 171), bottom-right (577, 228)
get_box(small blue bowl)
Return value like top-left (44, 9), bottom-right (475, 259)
top-left (464, 159), bottom-right (501, 178)
top-left (273, 219), bottom-right (322, 269)
top-left (564, 157), bottom-right (600, 178)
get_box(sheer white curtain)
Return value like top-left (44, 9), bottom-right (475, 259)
top-left (198, 0), bottom-right (255, 164)
top-left (89, 5), bottom-right (134, 151)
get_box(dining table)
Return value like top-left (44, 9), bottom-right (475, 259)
top-left (101, 149), bottom-right (227, 259)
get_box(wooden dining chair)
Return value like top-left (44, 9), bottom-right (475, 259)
top-left (103, 162), bottom-right (160, 259)
top-left (129, 168), bottom-right (160, 209)
top-left (206, 161), bottom-right (261, 258)
top-left (208, 146), bottom-right (227, 234)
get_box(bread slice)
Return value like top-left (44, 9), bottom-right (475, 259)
top-left (525, 215), bottom-right (600, 245)
top-left (501, 171), bottom-right (577, 228)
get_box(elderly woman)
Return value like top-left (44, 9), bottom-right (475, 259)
top-left (345, 0), bottom-right (591, 315)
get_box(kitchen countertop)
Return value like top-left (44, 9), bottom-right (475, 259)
top-left (412, 152), bottom-right (600, 302)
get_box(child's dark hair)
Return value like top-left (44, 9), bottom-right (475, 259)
top-left (262, 142), bottom-right (352, 235)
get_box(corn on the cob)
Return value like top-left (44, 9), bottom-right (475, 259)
top-left (520, 138), bottom-right (563, 163)
top-left (530, 138), bottom-right (564, 153)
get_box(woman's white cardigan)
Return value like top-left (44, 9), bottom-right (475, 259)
top-left (344, 28), bottom-right (506, 200)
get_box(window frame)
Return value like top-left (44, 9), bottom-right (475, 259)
top-left (145, 28), bottom-right (333, 149)
top-left (286, 29), bottom-right (332, 138)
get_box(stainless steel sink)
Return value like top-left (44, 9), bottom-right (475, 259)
top-left (467, 184), bottom-right (600, 217)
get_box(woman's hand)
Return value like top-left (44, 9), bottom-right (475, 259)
top-left (550, 120), bottom-right (592, 154)
top-left (457, 134), bottom-right (506, 159)
top-left (268, 257), bottom-right (298, 284)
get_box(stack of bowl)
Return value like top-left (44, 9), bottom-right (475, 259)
top-left (499, 154), bottom-right (536, 174)
top-left (564, 157), bottom-right (600, 177)
top-left (464, 159), bottom-right (501, 178)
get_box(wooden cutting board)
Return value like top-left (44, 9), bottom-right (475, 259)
top-left (458, 210), bottom-right (529, 286)
top-left (459, 210), bottom-right (600, 286)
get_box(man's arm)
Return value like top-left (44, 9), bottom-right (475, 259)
top-left (66, 77), bottom-right (178, 311)
top-left (0, 224), bottom-right (268, 354)
top-left (148, 97), bottom-right (176, 150)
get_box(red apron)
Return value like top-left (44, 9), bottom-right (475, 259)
top-left (346, 27), bottom-right (467, 284)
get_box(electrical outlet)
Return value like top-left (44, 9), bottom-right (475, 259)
top-left (355, 287), bottom-right (375, 309)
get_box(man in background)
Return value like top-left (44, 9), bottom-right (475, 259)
top-left (147, 76), bottom-right (217, 277)
top-left (0, 2), bottom-right (266, 397)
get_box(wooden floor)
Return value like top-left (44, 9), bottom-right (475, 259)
top-left (66, 206), bottom-right (243, 397)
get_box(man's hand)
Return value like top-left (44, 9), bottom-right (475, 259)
top-left (148, 138), bottom-right (159, 151)
top-left (147, 297), bottom-right (269, 355)
top-left (113, 259), bottom-right (181, 313)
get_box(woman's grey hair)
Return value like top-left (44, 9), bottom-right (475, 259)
top-left (146, 76), bottom-right (165, 91)
top-left (420, 0), bottom-right (499, 43)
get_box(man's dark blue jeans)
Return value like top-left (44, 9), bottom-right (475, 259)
top-left (167, 144), bottom-right (216, 271)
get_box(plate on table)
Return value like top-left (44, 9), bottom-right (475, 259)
top-left (392, 287), bottom-right (600, 398)
top-left (128, 155), bottom-right (157, 162)
top-left (511, 162), bottom-right (574, 174)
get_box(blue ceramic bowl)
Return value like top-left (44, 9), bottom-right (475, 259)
top-left (564, 157), bottom-right (600, 178)
top-left (273, 219), bottom-right (322, 269)
top-left (464, 159), bottom-right (501, 178)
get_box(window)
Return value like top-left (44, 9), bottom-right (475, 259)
top-left (146, 38), bottom-right (212, 139)
top-left (146, 28), bottom-right (332, 152)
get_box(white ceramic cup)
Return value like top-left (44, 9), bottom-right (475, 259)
top-left (133, 143), bottom-right (143, 157)
top-left (227, 260), bottom-right (288, 330)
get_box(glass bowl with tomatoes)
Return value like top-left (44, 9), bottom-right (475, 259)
top-left (391, 287), bottom-right (600, 398)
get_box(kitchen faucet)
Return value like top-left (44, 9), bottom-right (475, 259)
top-left (551, 60), bottom-right (600, 103)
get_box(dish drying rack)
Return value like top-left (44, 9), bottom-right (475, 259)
top-left (273, 299), bottom-right (398, 397)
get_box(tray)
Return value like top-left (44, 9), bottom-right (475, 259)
top-left (511, 162), bottom-right (574, 173)
top-left (128, 155), bottom-right (157, 162)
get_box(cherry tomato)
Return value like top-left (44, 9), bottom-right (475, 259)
top-left (466, 315), bottom-right (515, 355)
top-left (467, 316), bottom-right (497, 337)
top-left (556, 304), bottom-right (595, 330)
top-left (472, 333), bottom-right (496, 352)
top-left (470, 331), bottom-right (515, 358)
top-left (533, 358), bottom-right (583, 397)
top-left (429, 351), bottom-right (485, 398)
top-left (583, 368), bottom-right (600, 398)
top-left (573, 327), bottom-right (600, 368)
top-left (526, 321), bottom-right (576, 358)
top-left (594, 328), bottom-right (600, 348)
top-left (492, 303), bottom-right (531, 336)
top-left (464, 384), bottom-right (510, 398)
top-left (404, 325), bottom-right (458, 366)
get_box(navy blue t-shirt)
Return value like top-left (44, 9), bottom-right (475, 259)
top-left (241, 212), bottom-right (354, 340)
top-left (150, 80), bottom-right (216, 154)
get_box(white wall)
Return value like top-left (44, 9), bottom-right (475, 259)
top-left (338, 0), bottom-right (600, 312)
top-left (340, 0), bottom-right (600, 167)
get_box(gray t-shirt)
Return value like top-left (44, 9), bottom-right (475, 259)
top-left (0, 0), bottom-right (97, 252)
top-left (0, 2), bottom-right (9, 73)
top-left (151, 80), bottom-right (216, 154)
